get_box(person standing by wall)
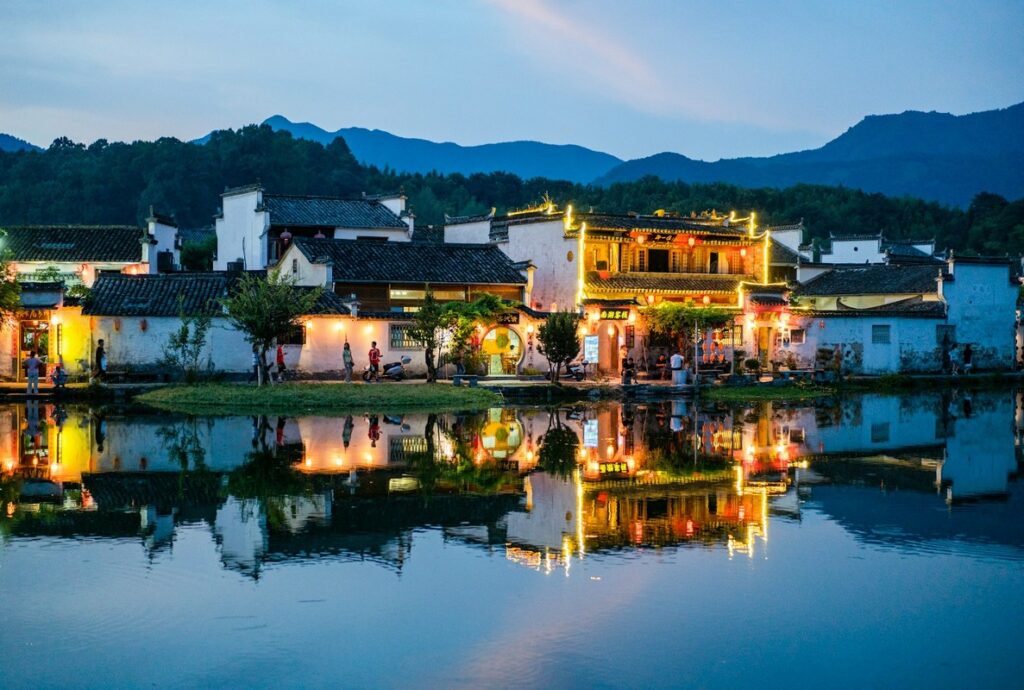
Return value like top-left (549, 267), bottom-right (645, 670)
top-left (670, 349), bottom-right (685, 387)
top-left (24, 350), bottom-right (42, 395)
top-left (342, 342), bottom-right (354, 383)
top-left (93, 339), bottom-right (107, 383)
top-left (276, 342), bottom-right (287, 382)
top-left (368, 341), bottom-right (381, 383)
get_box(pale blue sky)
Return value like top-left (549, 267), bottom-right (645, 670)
top-left (1, 0), bottom-right (1022, 160)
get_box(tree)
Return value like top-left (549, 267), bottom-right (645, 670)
top-left (220, 270), bottom-right (321, 386)
top-left (537, 311), bottom-right (581, 382)
top-left (0, 240), bottom-right (21, 324)
top-left (409, 290), bottom-right (504, 382)
top-left (538, 410), bottom-right (580, 477)
top-left (645, 301), bottom-right (732, 355)
top-left (180, 234), bottom-right (217, 271)
top-left (162, 295), bottom-right (213, 382)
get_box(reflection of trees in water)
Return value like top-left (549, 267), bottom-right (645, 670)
top-left (408, 412), bottom-right (520, 493)
top-left (538, 408), bottom-right (578, 478)
top-left (156, 418), bottom-right (210, 471)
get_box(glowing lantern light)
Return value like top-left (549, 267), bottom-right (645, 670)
top-left (740, 248), bottom-right (748, 258)
top-left (702, 295), bottom-right (711, 305)
top-left (687, 236), bottom-right (696, 247)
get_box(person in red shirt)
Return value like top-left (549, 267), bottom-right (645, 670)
top-left (368, 341), bottom-right (381, 382)
top-left (276, 343), bottom-right (286, 382)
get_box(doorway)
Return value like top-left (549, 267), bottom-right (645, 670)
top-left (756, 326), bottom-right (772, 367)
top-left (18, 320), bottom-right (50, 381)
top-left (481, 327), bottom-right (523, 376)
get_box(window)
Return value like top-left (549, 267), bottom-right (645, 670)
top-left (278, 324), bottom-right (305, 345)
top-left (708, 252), bottom-right (720, 274)
top-left (389, 435), bottom-right (430, 463)
top-left (636, 249), bottom-right (646, 272)
top-left (291, 258), bottom-right (298, 275)
top-left (389, 323), bottom-right (420, 350)
top-left (871, 422), bottom-right (890, 443)
top-left (871, 324), bottom-right (891, 344)
top-left (936, 325), bottom-right (956, 347)
top-left (669, 251), bottom-right (680, 273)
top-left (647, 249), bottom-right (669, 272)
top-left (789, 328), bottom-right (806, 345)
top-left (389, 288), bottom-right (466, 302)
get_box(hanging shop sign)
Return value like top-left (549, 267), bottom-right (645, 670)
top-left (495, 312), bottom-right (520, 325)
top-left (599, 308), bottom-right (630, 320)
top-left (625, 325), bottom-right (635, 348)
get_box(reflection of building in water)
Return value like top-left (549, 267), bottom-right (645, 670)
top-left (504, 469), bottom-right (770, 572)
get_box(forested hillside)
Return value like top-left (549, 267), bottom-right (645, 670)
top-left (1, 125), bottom-right (1021, 255)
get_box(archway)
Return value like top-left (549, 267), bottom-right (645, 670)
top-left (481, 327), bottom-right (523, 376)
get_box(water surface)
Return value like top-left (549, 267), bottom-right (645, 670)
top-left (1, 390), bottom-right (1021, 688)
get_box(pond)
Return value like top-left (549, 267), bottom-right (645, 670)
top-left (1, 389), bottom-right (1022, 688)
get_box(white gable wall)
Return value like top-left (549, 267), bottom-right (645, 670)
top-left (215, 189), bottom-right (269, 270)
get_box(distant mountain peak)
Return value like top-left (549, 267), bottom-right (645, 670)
top-left (0, 133), bottom-right (41, 153)
top-left (262, 115), bottom-right (622, 184)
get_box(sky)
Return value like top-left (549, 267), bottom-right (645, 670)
top-left (1, 0), bottom-right (1022, 161)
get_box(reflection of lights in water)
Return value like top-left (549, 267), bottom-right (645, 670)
top-left (333, 456), bottom-right (344, 466)
top-left (5, 502), bottom-right (14, 517)
top-left (362, 452), bottom-right (374, 465)
top-left (305, 458), bottom-right (312, 467)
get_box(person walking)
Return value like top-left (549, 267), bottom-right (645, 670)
top-left (93, 339), bottom-right (107, 383)
top-left (276, 343), bottom-right (287, 382)
top-left (368, 341), bottom-right (382, 383)
top-left (342, 342), bottom-right (354, 383)
top-left (963, 344), bottom-right (974, 374)
top-left (24, 350), bottom-right (42, 395)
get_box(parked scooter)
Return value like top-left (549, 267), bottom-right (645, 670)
top-left (363, 356), bottom-right (412, 382)
top-left (560, 360), bottom-right (586, 381)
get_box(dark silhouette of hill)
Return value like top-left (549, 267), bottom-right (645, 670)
top-left (596, 103), bottom-right (1024, 207)
top-left (261, 115), bottom-right (622, 184)
top-left (0, 133), bottom-right (40, 152)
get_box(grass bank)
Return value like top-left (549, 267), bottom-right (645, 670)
top-left (703, 385), bottom-right (840, 402)
top-left (702, 372), bottom-right (1020, 402)
top-left (137, 382), bottom-right (503, 416)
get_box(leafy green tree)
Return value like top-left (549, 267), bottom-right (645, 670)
top-left (645, 301), bottom-right (733, 361)
top-left (180, 234), bottom-right (217, 271)
top-left (537, 311), bottom-right (581, 382)
top-left (409, 290), bottom-right (504, 382)
top-left (163, 296), bottom-right (214, 382)
top-left (220, 270), bottom-right (321, 386)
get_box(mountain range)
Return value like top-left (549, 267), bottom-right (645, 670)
top-left (4, 102), bottom-right (1022, 206)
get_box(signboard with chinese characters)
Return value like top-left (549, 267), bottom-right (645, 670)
top-left (625, 325), bottom-right (635, 348)
top-left (584, 335), bottom-right (599, 363)
top-left (599, 308), bottom-right (630, 320)
top-left (495, 312), bottom-right (520, 325)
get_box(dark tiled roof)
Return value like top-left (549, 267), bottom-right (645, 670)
top-left (293, 238), bottom-right (527, 285)
top-left (261, 194), bottom-right (407, 229)
top-left (84, 273), bottom-right (229, 316)
top-left (445, 210), bottom-right (495, 224)
top-left (2, 225), bottom-right (144, 263)
top-left (305, 289), bottom-right (350, 315)
top-left (178, 226), bottom-right (216, 244)
top-left (586, 272), bottom-right (745, 294)
top-left (748, 294), bottom-right (788, 308)
top-left (795, 265), bottom-right (943, 296)
top-left (18, 282), bottom-right (63, 309)
top-left (883, 242), bottom-right (940, 264)
top-left (410, 225), bottom-right (445, 244)
top-left (770, 239), bottom-right (804, 265)
top-left (578, 213), bottom-right (747, 235)
top-left (798, 296), bottom-right (946, 319)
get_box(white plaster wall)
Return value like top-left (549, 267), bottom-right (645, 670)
top-left (772, 227), bottom-right (804, 253)
top-left (444, 220), bottom-right (491, 244)
top-left (92, 316), bottom-right (251, 374)
top-left (503, 219), bottom-right (578, 311)
top-left (146, 220), bottom-right (180, 272)
top-left (279, 244), bottom-right (329, 287)
top-left (942, 394), bottom-right (1018, 498)
top-left (779, 314), bottom-right (943, 374)
top-left (825, 239), bottom-right (884, 264)
top-left (215, 189), bottom-right (268, 270)
top-left (943, 262), bottom-right (1017, 370)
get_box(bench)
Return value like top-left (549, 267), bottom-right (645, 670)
top-left (452, 374), bottom-right (479, 387)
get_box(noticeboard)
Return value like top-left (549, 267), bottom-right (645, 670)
top-left (583, 335), bottom-right (599, 364)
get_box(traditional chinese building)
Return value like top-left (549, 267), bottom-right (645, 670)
top-left (213, 183), bottom-right (414, 271)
